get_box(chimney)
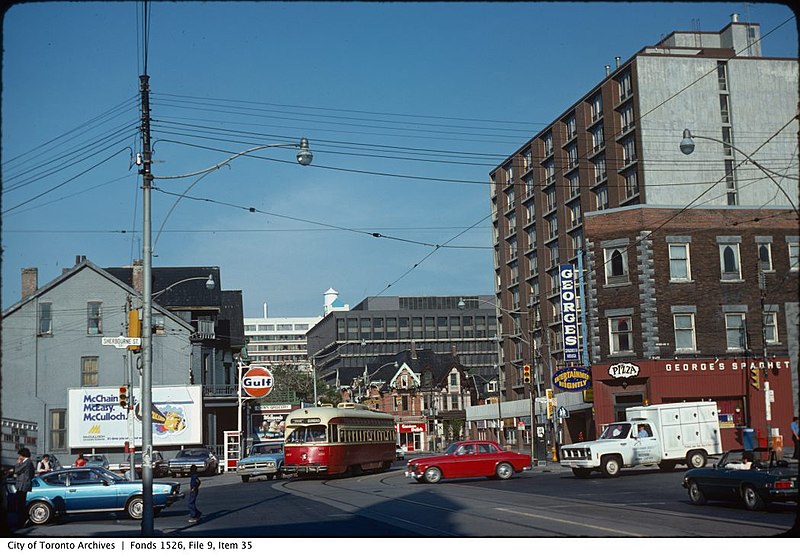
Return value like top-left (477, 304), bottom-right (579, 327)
top-left (615, 56), bottom-right (621, 68)
top-left (604, 64), bottom-right (611, 77)
top-left (75, 255), bottom-right (87, 265)
top-left (132, 259), bottom-right (144, 293)
top-left (731, 13), bottom-right (739, 23)
top-left (22, 268), bottom-right (38, 298)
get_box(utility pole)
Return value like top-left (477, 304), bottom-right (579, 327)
top-left (138, 73), bottom-right (155, 536)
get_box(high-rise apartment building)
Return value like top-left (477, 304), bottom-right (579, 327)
top-left (488, 16), bottom-right (798, 448)
top-left (244, 314), bottom-right (323, 371)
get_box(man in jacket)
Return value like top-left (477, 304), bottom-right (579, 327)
top-left (13, 448), bottom-right (35, 528)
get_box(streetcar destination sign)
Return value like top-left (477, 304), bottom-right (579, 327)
top-left (101, 336), bottom-right (142, 348)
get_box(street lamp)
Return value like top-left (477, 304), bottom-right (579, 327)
top-left (152, 274), bottom-right (215, 299)
top-left (138, 137), bottom-right (312, 535)
top-left (679, 129), bottom-right (798, 216)
top-left (354, 361), bottom-right (398, 402)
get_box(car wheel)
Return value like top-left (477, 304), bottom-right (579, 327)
top-left (28, 501), bottom-right (53, 525)
top-left (495, 462), bottom-right (514, 480)
top-left (423, 467), bottom-right (442, 484)
top-left (688, 480), bottom-right (707, 505)
top-left (126, 496), bottom-right (144, 520)
top-left (658, 461), bottom-right (676, 472)
top-left (267, 474), bottom-right (275, 481)
top-left (686, 450), bottom-right (707, 469)
top-left (241, 475), bottom-right (250, 483)
top-left (572, 468), bottom-right (592, 479)
top-left (742, 485), bottom-right (765, 511)
top-left (600, 455), bottom-right (622, 478)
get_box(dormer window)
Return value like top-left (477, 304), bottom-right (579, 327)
top-left (449, 372), bottom-right (459, 388)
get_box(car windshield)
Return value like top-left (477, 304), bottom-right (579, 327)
top-left (251, 445), bottom-right (282, 455)
top-left (177, 449), bottom-right (210, 458)
top-left (444, 443), bottom-right (462, 455)
top-left (94, 468), bottom-right (126, 482)
top-left (600, 423), bottom-right (632, 439)
top-left (285, 426), bottom-right (326, 444)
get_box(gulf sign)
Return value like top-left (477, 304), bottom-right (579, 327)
top-left (242, 367), bottom-right (274, 398)
top-left (552, 366), bottom-right (591, 392)
top-left (559, 264), bottom-right (580, 362)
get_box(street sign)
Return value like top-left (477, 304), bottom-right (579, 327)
top-left (242, 367), bottom-right (274, 398)
top-left (102, 336), bottom-right (142, 348)
top-left (557, 406), bottom-right (570, 419)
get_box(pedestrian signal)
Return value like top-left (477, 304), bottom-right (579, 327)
top-left (119, 386), bottom-right (128, 408)
top-left (522, 364), bottom-right (531, 384)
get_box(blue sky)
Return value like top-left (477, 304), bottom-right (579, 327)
top-left (2, 2), bottom-right (797, 318)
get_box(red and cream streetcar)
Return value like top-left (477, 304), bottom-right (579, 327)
top-left (281, 403), bottom-right (396, 477)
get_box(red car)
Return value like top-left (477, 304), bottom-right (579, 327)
top-left (406, 440), bottom-right (531, 483)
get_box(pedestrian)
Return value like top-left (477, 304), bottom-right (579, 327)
top-left (13, 448), bottom-right (35, 528)
top-left (74, 452), bottom-right (87, 467)
top-left (36, 454), bottom-right (52, 475)
top-left (791, 416), bottom-right (799, 460)
top-left (187, 464), bottom-right (202, 523)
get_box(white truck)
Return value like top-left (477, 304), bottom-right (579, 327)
top-left (559, 401), bottom-right (723, 478)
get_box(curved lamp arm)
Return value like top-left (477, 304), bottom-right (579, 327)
top-left (152, 274), bottom-right (215, 300)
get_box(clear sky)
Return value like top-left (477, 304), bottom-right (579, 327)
top-left (2, 2), bottom-right (797, 318)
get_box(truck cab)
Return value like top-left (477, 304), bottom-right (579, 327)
top-left (235, 441), bottom-right (284, 482)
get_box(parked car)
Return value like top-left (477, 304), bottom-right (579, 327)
top-left (83, 454), bottom-right (109, 469)
top-left (406, 440), bottom-right (531, 484)
top-left (113, 451), bottom-right (169, 478)
top-left (6, 466), bottom-right (183, 525)
top-left (682, 448), bottom-right (798, 511)
top-left (396, 445), bottom-right (407, 460)
top-left (236, 441), bottom-right (284, 482)
top-left (168, 448), bottom-right (219, 477)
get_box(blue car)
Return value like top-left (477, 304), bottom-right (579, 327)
top-left (14, 466), bottom-right (183, 525)
top-left (236, 441), bottom-right (284, 482)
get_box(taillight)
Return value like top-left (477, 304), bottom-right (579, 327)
top-left (774, 480), bottom-right (793, 489)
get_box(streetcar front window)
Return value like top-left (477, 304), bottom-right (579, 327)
top-left (285, 425), bottom-right (327, 444)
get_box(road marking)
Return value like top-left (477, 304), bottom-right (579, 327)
top-left (495, 507), bottom-right (644, 537)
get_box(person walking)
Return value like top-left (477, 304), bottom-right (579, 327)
top-left (36, 454), bottom-right (52, 475)
top-left (791, 416), bottom-right (799, 460)
top-left (187, 465), bottom-right (202, 523)
top-left (13, 448), bottom-right (35, 528)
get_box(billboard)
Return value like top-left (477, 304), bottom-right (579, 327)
top-left (68, 385), bottom-right (203, 448)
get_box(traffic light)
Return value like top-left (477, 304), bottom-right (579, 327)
top-left (522, 364), bottom-right (531, 384)
top-left (127, 309), bottom-right (141, 352)
top-left (749, 368), bottom-right (760, 390)
top-left (119, 386), bottom-right (128, 408)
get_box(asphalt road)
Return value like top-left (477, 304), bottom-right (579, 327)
top-left (7, 461), bottom-right (798, 538)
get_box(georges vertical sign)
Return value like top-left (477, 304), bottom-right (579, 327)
top-left (559, 264), bottom-right (580, 362)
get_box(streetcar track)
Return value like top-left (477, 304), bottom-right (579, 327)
top-left (277, 470), bottom-right (793, 536)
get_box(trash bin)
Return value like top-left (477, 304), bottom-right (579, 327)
top-left (743, 427), bottom-right (756, 450)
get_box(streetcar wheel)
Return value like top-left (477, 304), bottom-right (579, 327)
top-left (423, 467), bottom-right (442, 484)
top-left (742, 485), bottom-right (765, 511)
top-left (600, 455), bottom-right (622, 478)
top-left (241, 475), bottom-right (250, 483)
top-left (28, 501), bottom-right (53, 525)
top-left (686, 451), bottom-right (706, 469)
top-left (495, 462), bottom-right (514, 480)
top-left (572, 468), bottom-right (592, 479)
top-left (687, 480), bottom-right (706, 505)
top-left (126, 496), bottom-right (144, 520)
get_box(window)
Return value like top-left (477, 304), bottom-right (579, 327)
top-left (524, 201), bottom-right (535, 224)
top-left (508, 237), bottom-right (517, 261)
top-left (544, 161), bottom-right (555, 184)
top-left (525, 176), bottom-right (535, 198)
top-left (725, 313), bottom-right (747, 350)
top-left (81, 356), bottom-right (99, 386)
top-left (509, 261), bottom-right (519, 284)
top-left (567, 144), bottom-right (578, 169)
top-left (757, 241), bottom-right (773, 271)
top-left (505, 164), bottom-right (514, 185)
top-left (622, 137), bottom-right (636, 165)
top-left (449, 372), bottom-right (459, 387)
top-left (620, 104), bottom-right (634, 132)
top-left (604, 246), bottom-right (629, 284)
top-left (545, 187), bottom-right (557, 212)
top-left (609, 316), bottom-right (633, 354)
top-left (719, 95), bottom-right (730, 124)
top-left (590, 93), bottom-right (603, 121)
top-left (718, 242), bottom-right (742, 281)
top-left (618, 71), bottom-right (632, 99)
top-left (591, 125), bottom-right (604, 152)
top-left (623, 170), bottom-right (638, 198)
top-left (50, 410), bottom-right (66, 450)
top-left (593, 155), bottom-right (607, 184)
top-left (38, 301), bottom-right (52, 335)
top-left (764, 312), bottom-right (778, 344)
top-left (522, 149), bottom-right (532, 173)
top-left (507, 214), bottom-right (516, 236)
top-left (669, 243), bottom-right (692, 281)
top-left (717, 61), bottom-right (728, 91)
top-left (87, 301), bottom-right (102, 335)
top-left (543, 133), bottom-right (554, 157)
top-left (594, 186), bottom-right (609, 210)
top-left (673, 313), bottom-right (696, 351)
top-left (546, 215), bottom-right (558, 240)
top-left (528, 252), bottom-right (538, 274)
top-left (527, 227), bottom-right (537, 250)
top-left (548, 243), bottom-right (560, 268)
top-left (568, 202), bottom-right (582, 228)
top-left (506, 189), bottom-right (515, 211)
top-left (788, 241), bottom-right (799, 271)
top-left (568, 174), bottom-right (580, 198)
top-left (565, 114), bottom-right (577, 139)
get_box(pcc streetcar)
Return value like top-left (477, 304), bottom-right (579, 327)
top-left (281, 403), bottom-right (396, 477)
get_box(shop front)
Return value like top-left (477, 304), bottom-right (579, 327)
top-left (396, 422), bottom-right (426, 453)
top-left (591, 357), bottom-right (794, 452)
